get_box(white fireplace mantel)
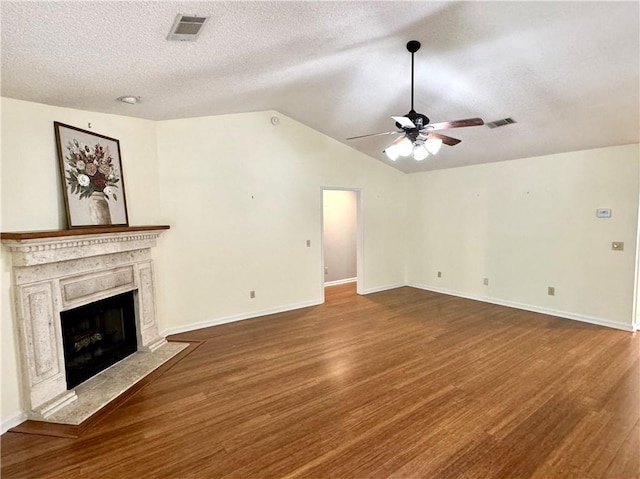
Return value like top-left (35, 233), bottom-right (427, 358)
top-left (2, 226), bottom-right (170, 420)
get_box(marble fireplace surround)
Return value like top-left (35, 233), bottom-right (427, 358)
top-left (1, 226), bottom-right (174, 423)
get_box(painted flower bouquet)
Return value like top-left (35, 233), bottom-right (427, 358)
top-left (64, 139), bottom-right (120, 200)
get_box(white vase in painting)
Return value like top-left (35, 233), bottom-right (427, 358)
top-left (89, 192), bottom-right (112, 225)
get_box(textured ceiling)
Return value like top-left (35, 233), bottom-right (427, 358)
top-left (1, 1), bottom-right (638, 173)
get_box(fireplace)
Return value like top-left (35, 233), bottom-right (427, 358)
top-left (61, 291), bottom-right (137, 389)
top-left (1, 226), bottom-right (170, 421)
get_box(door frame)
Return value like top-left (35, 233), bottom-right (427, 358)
top-left (320, 187), bottom-right (364, 301)
top-left (633, 191), bottom-right (640, 331)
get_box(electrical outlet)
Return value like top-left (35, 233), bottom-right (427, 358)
top-left (437, 271), bottom-right (442, 278)
top-left (548, 286), bottom-right (555, 296)
top-left (483, 278), bottom-right (489, 286)
top-left (250, 290), bottom-right (255, 299)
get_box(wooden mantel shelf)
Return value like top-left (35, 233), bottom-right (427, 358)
top-left (1, 225), bottom-right (170, 241)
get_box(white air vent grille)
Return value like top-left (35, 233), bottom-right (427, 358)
top-left (486, 117), bottom-right (516, 128)
top-left (167, 14), bottom-right (209, 42)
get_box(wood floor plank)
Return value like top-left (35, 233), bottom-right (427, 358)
top-left (604, 419), bottom-right (640, 479)
top-left (2, 284), bottom-right (638, 478)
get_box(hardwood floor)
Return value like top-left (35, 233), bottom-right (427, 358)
top-left (2, 284), bottom-right (638, 478)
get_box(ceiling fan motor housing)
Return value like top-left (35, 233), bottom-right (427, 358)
top-left (394, 109), bottom-right (430, 131)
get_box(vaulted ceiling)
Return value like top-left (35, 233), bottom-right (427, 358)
top-left (2, 1), bottom-right (638, 173)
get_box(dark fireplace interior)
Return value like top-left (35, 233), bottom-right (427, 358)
top-left (61, 291), bottom-right (137, 389)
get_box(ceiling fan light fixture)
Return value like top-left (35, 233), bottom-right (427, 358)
top-left (413, 143), bottom-right (429, 161)
top-left (345, 40), bottom-right (484, 164)
top-left (396, 137), bottom-right (413, 157)
top-left (384, 146), bottom-right (400, 161)
top-left (425, 137), bottom-right (443, 155)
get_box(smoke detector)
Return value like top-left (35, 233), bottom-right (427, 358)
top-left (167, 14), bottom-right (209, 42)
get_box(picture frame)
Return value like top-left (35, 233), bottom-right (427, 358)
top-left (54, 122), bottom-right (129, 228)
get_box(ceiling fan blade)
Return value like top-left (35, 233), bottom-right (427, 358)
top-left (426, 132), bottom-right (461, 146)
top-left (424, 117), bottom-right (484, 131)
top-left (392, 116), bottom-right (416, 129)
top-left (346, 131), bottom-right (400, 141)
top-left (388, 134), bottom-right (410, 147)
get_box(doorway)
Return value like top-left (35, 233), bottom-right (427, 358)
top-left (634, 220), bottom-right (640, 331)
top-left (321, 188), bottom-right (363, 299)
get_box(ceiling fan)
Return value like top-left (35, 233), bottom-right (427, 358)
top-left (347, 40), bottom-right (484, 161)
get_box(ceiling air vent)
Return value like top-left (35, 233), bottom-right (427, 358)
top-left (486, 117), bottom-right (516, 128)
top-left (167, 14), bottom-right (209, 42)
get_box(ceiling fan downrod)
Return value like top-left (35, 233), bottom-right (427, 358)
top-left (407, 40), bottom-right (420, 113)
top-left (401, 40), bottom-right (428, 129)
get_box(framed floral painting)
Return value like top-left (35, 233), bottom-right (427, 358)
top-left (54, 122), bottom-right (129, 227)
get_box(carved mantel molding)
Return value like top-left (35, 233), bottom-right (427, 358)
top-left (2, 226), bottom-right (170, 267)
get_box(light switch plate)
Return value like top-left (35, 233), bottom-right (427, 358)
top-left (596, 208), bottom-right (612, 218)
top-left (612, 242), bottom-right (624, 251)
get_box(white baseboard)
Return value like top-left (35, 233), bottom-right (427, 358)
top-left (324, 277), bottom-right (357, 287)
top-left (161, 283), bottom-right (411, 338)
top-left (408, 282), bottom-right (635, 332)
top-left (1, 412), bottom-right (26, 435)
top-left (361, 282), bottom-right (407, 295)
top-left (161, 298), bottom-right (324, 337)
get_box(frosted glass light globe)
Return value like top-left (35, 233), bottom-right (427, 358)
top-left (425, 137), bottom-right (443, 155)
top-left (396, 137), bottom-right (413, 157)
top-left (385, 144), bottom-right (400, 161)
top-left (413, 143), bottom-right (429, 161)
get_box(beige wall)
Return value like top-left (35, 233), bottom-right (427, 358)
top-left (154, 112), bottom-right (407, 335)
top-left (0, 99), bottom-right (162, 231)
top-left (407, 144), bottom-right (640, 329)
top-left (323, 190), bottom-right (357, 283)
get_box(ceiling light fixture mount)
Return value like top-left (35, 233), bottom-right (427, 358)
top-left (117, 96), bottom-right (140, 105)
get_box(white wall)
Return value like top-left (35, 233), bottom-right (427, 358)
top-left (0, 99), bottom-right (162, 230)
top-left (323, 190), bottom-right (357, 283)
top-left (406, 144), bottom-right (640, 329)
top-left (1, 98), bottom-right (162, 431)
top-left (154, 112), bottom-right (407, 335)
top-left (1, 97), bottom-right (638, 432)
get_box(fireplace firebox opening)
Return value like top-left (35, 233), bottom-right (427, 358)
top-left (60, 291), bottom-right (137, 389)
